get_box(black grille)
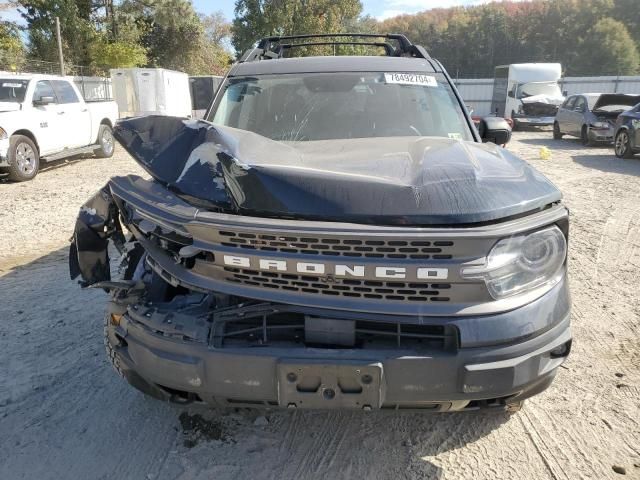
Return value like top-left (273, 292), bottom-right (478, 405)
top-left (223, 267), bottom-right (451, 302)
top-left (210, 304), bottom-right (458, 351)
top-left (217, 230), bottom-right (454, 260)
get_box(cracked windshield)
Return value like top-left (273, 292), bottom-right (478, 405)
top-left (211, 72), bottom-right (472, 141)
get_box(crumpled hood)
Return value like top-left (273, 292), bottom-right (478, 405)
top-left (114, 115), bottom-right (561, 225)
top-left (521, 94), bottom-right (564, 106)
top-left (0, 102), bottom-right (21, 112)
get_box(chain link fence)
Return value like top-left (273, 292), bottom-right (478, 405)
top-left (0, 56), bottom-right (112, 101)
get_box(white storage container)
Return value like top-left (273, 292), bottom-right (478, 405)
top-left (110, 68), bottom-right (192, 118)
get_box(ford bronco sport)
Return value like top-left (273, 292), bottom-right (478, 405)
top-left (69, 34), bottom-right (571, 412)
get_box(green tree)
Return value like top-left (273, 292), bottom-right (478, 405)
top-left (117, 0), bottom-right (231, 75)
top-left (18, 0), bottom-right (98, 67)
top-left (0, 20), bottom-right (25, 69)
top-left (89, 36), bottom-right (147, 71)
top-left (576, 18), bottom-right (639, 75)
top-left (232, 0), bottom-right (363, 58)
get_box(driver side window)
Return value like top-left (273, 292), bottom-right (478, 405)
top-left (564, 96), bottom-right (576, 110)
top-left (573, 97), bottom-right (586, 112)
top-left (33, 81), bottom-right (57, 103)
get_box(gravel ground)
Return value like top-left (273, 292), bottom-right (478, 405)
top-left (0, 132), bottom-right (639, 480)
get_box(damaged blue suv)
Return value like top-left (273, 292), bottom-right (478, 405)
top-left (69, 34), bottom-right (571, 412)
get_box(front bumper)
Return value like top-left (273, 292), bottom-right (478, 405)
top-left (589, 127), bottom-right (614, 143)
top-left (107, 293), bottom-right (571, 411)
top-left (512, 115), bottom-right (555, 127)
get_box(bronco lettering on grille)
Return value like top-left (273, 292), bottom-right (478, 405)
top-left (222, 255), bottom-right (448, 280)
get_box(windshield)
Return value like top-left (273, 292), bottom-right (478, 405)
top-left (0, 79), bottom-right (29, 103)
top-left (210, 72), bottom-right (473, 142)
top-left (517, 81), bottom-right (561, 99)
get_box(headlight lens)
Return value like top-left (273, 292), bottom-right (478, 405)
top-left (591, 121), bottom-right (609, 129)
top-left (461, 226), bottom-right (567, 299)
top-left (0, 127), bottom-right (7, 140)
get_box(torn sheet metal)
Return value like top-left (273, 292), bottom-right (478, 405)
top-left (113, 116), bottom-right (235, 211)
top-left (69, 184), bottom-right (124, 286)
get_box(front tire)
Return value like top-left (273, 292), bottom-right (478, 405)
top-left (7, 135), bottom-right (40, 182)
top-left (581, 126), bottom-right (594, 146)
top-left (553, 122), bottom-right (563, 140)
top-left (614, 130), bottom-right (634, 159)
top-left (95, 124), bottom-right (114, 158)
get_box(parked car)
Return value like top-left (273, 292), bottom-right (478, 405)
top-left (490, 63), bottom-right (564, 129)
top-left (553, 93), bottom-right (640, 146)
top-left (614, 102), bottom-right (640, 158)
top-left (0, 74), bottom-right (118, 181)
top-left (70, 34), bottom-right (571, 413)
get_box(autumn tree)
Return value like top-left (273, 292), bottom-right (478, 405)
top-left (232, 0), bottom-right (363, 57)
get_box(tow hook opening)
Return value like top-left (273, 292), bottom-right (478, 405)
top-left (156, 384), bottom-right (204, 404)
top-left (550, 339), bottom-right (572, 358)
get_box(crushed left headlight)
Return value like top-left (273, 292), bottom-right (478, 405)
top-left (461, 226), bottom-right (567, 299)
top-left (0, 127), bottom-right (7, 140)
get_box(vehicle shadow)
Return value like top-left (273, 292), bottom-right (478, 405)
top-left (570, 154), bottom-right (640, 176)
top-left (0, 151), bottom-right (102, 183)
top-left (518, 136), bottom-right (614, 152)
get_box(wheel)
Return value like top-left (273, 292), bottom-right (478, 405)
top-left (95, 124), bottom-right (115, 158)
top-left (581, 126), bottom-right (594, 146)
top-left (614, 130), bottom-right (634, 159)
top-left (553, 122), bottom-right (563, 140)
top-left (6, 135), bottom-right (39, 182)
top-left (506, 400), bottom-right (524, 414)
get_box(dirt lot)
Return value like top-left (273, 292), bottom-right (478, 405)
top-left (0, 131), bottom-right (639, 480)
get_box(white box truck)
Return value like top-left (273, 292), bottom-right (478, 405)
top-left (110, 68), bottom-right (192, 118)
top-left (490, 63), bottom-right (564, 129)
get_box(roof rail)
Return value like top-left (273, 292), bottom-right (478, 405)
top-left (239, 33), bottom-right (430, 63)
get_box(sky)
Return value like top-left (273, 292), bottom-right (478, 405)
top-left (1, 0), bottom-right (523, 25)
top-left (193, 0), bottom-right (521, 21)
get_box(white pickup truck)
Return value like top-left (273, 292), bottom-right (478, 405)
top-left (0, 74), bottom-right (119, 181)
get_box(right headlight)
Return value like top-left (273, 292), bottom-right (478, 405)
top-left (461, 225), bottom-right (567, 300)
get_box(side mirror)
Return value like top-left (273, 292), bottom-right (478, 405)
top-left (507, 90), bottom-right (515, 98)
top-left (33, 95), bottom-right (55, 106)
top-left (563, 90), bottom-right (568, 96)
top-left (478, 116), bottom-right (512, 145)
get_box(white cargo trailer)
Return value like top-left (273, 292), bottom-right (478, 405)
top-left (490, 63), bottom-right (564, 129)
top-left (110, 68), bottom-right (192, 118)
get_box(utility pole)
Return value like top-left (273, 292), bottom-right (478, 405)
top-left (55, 16), bottom-right (65, 76)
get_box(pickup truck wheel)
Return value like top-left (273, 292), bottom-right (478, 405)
top-left (7, 135), bottom-right (40, 182)
top-left (95, 124), bottom-right (115, 158)
top-left (553, 122), bottom-right (563, 139)
top-left (615, 130), bottom-right (634, 159)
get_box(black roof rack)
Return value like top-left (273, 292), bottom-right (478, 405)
top-left (239, 33), bottom-right (430, 63)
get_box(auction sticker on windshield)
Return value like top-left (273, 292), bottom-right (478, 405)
top-left (2, 82), bottom-right (24, 88)
top-left (384, 73), bottom-right (437, 87)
